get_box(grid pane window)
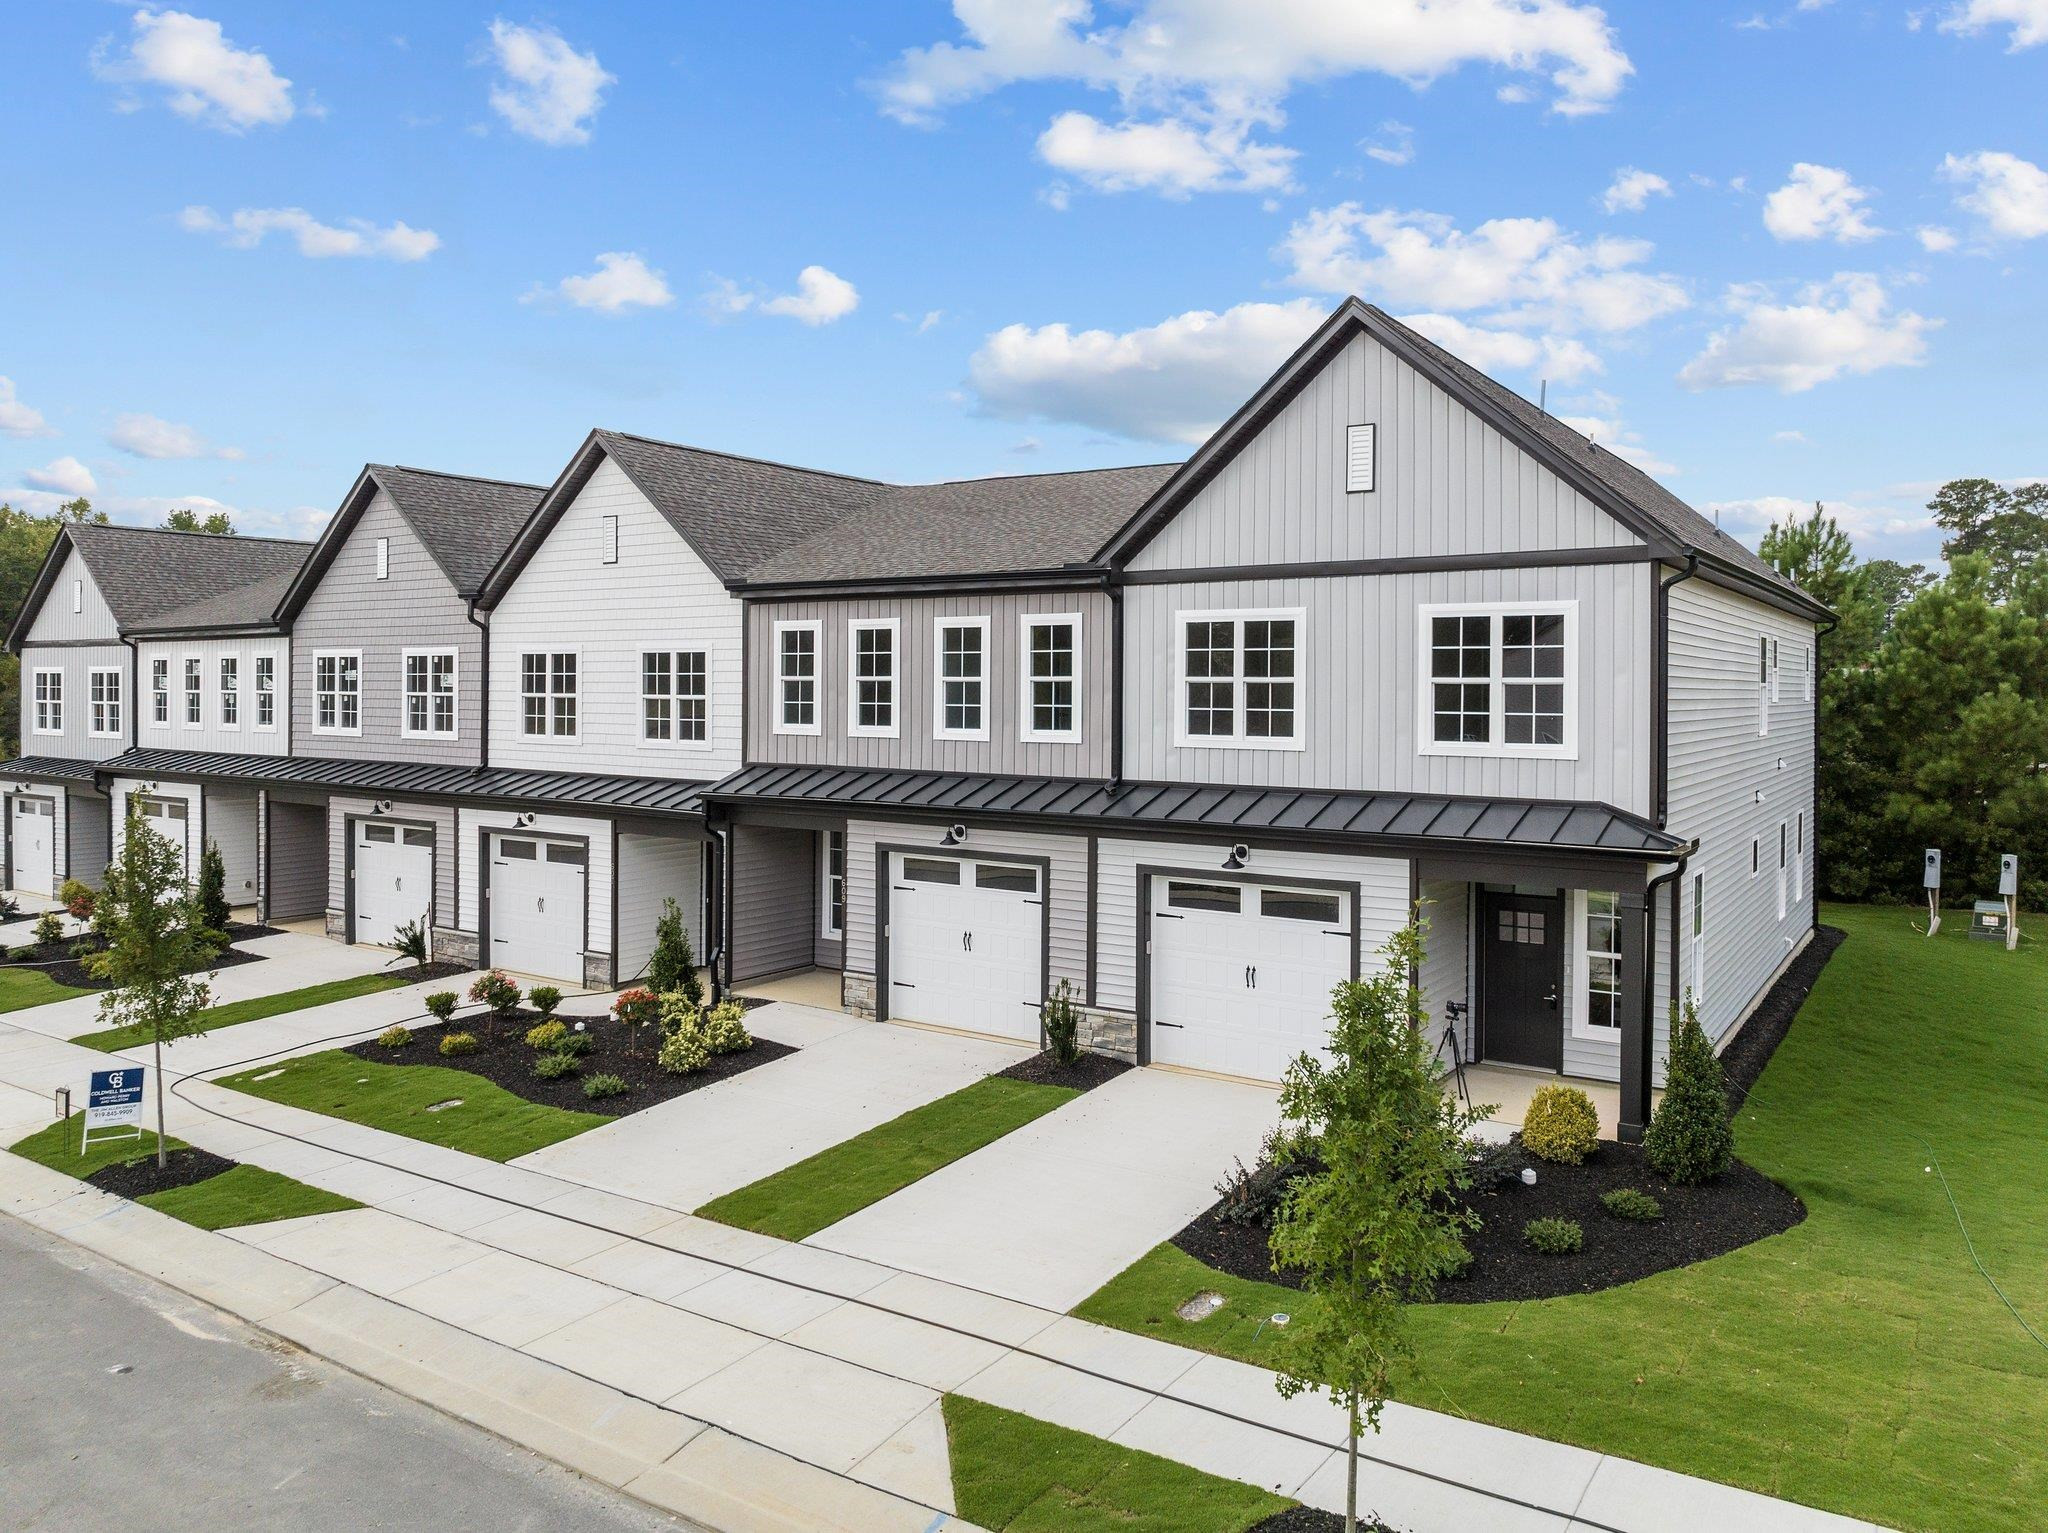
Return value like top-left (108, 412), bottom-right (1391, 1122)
top-left (822, 829), bottom-right (845, 938)
top-left (255, 656), bottom-right (275, 727)
top-left (778, 628), bottom-right (816, 728)
top-left (314, 654), bottom-right (359, 731)
top-left (1183, 620), bottom-right (1236, 737)
top-left (151, 659), bottom-right (169, 724)
top-left (1584, 890), bottom-right (1622, 1030)
top-left (853, 625), bottom-right (894, 731)
top-left (90, 669), bottom-right (121, 736)
top-left (520, 653), bottom-right (577, 737)
top-left (404, 653), bottom-right (457, 736)
top-left (1243, 619), bottom-right (1296, 739)
top-left (32, 671), bottom-right (61, 733)
top-left (219, 656), bottom-right (238, 727)
top-left (938, 624), bottom-right (983, 734)
top-left (1428, 608), bottom-right (1571, 751)
top-left (1026, 619), bottom-right (1077, 737)
top-left (1431, 615), bottom-right (1491, 743)
top-left (1500, 613), bottom-right (1566, 745)
top-left (641, 650), bottom-right (707, 742)
top-left (183, 657), bottom-right (202, 725)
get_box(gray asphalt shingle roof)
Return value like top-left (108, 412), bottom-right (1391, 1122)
top-left (66, 523), bottom-right (311, 632)
top-left (367, 464), bottom-right (546, 596)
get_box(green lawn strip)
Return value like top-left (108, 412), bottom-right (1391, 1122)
top-left (215, 1049), bottom-right (610, 1162)
top-left (137, 1163), bottom-right (363, 1230)
top-left (0, 965), bottom-right (93, 1015)
top-left (1073, 905), bottom-right (2048, 1533)
top-left (697, 1077), bottom-right (1078, 1240)
top-left (10, 1111), bottom-right (189, 1179)
top-left (74, 968), bottom-right (421, 1051)
top-left (943, 1394), bottom-right (1292, 1533)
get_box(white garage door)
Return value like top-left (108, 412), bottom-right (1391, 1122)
top-left (11, 796), bottom-right (55, 897)
top-left (133, 796), bottom-right (190, 886)
top-left (1148, 876), bottom-right (1353, 1081)
top-left (488, 834), bottom-right (588, 985)
top-left (354, 821), bottom-right (432, 947)
top-left (888, 853), bottom-right (1042, 1040)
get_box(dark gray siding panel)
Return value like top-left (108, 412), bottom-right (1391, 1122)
top-left (730, 824), bottom-right (813, 981)
top-left (65, 790), bottom-right (111, 889)
top-left (267, 799), bottom-right (328, 919)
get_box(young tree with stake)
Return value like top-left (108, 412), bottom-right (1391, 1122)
top-left (83, 811), bottom-right (220, 1169)
top-left (1268, 922), bottom-right (1490, 1533)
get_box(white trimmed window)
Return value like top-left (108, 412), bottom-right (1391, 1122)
top-left (1421, 603), bottom-right (1576, 757)
top-left (1794, 812), bottom-right (1805, 903)
top-left (90, 667), bottom-right (123, 738)
top-left (313, 651), bottom-right (361, 734)
top-left (1777, 820), bottom-right (1789, 920)
top-left (848, 619), bottom-right (899, 738)
top-left (150, 657), bottom-right (169, 726)
top-left (641, 648), bottom-right (708, 744)
top-left (520, 651), bottom-right (577, 739)
top-left (1801, 643), bottom-right (1812, 703)
top-left (31, 668), bottom-right (62, 734)
top-left (1573, 890), bottom-right (1623, 1039)
top-left (403, 650), bottom-right (458, 738)
top-left (182, 656), bottom-right (203, 727)
top-left (254, 655), bottom-right (276, 729)
top-left (219, 655), bottom-right (239, 729)
top-left (773, 621), bottom-right (820, 735)
top-left (934, 618), bottom-right (989, 741)
top-left (1689, 872), bottom-right (1705, 1011)
top-left (1757, 636), bottom-right (1772, 737)
top-left (1021, 615), bottom-right (1081, 744)
top-left (1175, 609), bottom-right (1304, 749)
top-left (820, 829), bottom-right (845, 939)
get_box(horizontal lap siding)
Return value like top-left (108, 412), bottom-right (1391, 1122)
top-left (745, 591), bottom-right (1112, 779)
top-left (266, 800), bottom-right (327, 919)
top-left (20, 643), bottom-right (131, 761)
top-left (730, 824), bottom-right (813, 981)
top-left (1093, 837), bottom-right (1411, 1015)
top-left (64, 790), bottom-right (109, 888)
top-left (1417, 878), bottom-right (1471, 1058)
top-left (1124, 564), bottom-right (1652, 812)
top-left (205, 789), bottom-right (262, 904)
top-left (136, 637), bottom-right (290, 755)
top-left (617, 831), bottom-right (704, 982)
top-left (327, 796), bottom-right (458, 931)
top-left (1129, 331), bottom-right (1635, 570)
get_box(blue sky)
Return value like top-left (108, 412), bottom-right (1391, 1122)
top-left (2, 2), bottom-right (2043, 564)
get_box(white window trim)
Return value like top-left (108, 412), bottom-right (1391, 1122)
top-left (1793, 812), bottom-right (1805, 904)
top-left (1568, 889), bottom-right (1625, 1043)
top-left (1757, 636), bottom-right (1772, 738)
top-left (1018, 613), bottom-right (1084, 746)
top-left (148, 656), bottom-right (170, 729)
top-left (311, 648), bottom-right (363, 737)
top-left (1172, 607), bottom-right (1308, 752)
top-left (637, 645), bottom-right (714, 752)
top-left (218, 654), bottom-right (240, 732)
top-left (401, 648), bottom-right (460, 740)
top-left (819, 828), bottom-right (845, 940)
top-left (89, 666), bottom-right (124, 739)
top-left (517, 647), bottom-right (581, 744)
top-left (932, 617), bottom-right (991, 743)
top-left (181, 653), bottom-right (204, 731)
top-left (771, 620), bottom-right (823, 737)
top-left (847, 617), bottom-right (901, 740)
top-left (253, 654), bottom-right (278, 732)
top-left (1417, 601), bottom-right (1579, 761)
top-left (1776, 819), bottom-right (1789, 920)
top-left (30, 666), bottom-right (62, 736)
top-left (1751, 836), bottom-right (1761, 878)
top-left (1688, 872), bottom-right (1705, 1012)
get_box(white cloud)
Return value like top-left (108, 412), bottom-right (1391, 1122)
top-left (1762, 163), bottom-right (1882, 241)
top-left (1940, 149), bottom-right (2048, 238)
top-left (1678, 273), bottom-right (1937, 393)
top-left (1773, 428), bottom-right (1808, 443)
top-left (967, 298), bottom-right (1329, 443)
top-left (94, 7), bottom-right (295, 130)
top-left (483, 19), bottom-right (613, 146)
top-left (1396, 313), bottom-right (1601, 382)
top-left (894, 309), bottom-right (945, 332)
top-left (107, 412), bottom-right (242, 460)
top-left (1602, 167), bottom-right (1671, 214)
top-left (23, 457), bottom-right (98, 496)
top-left (0, 488), bottom-right (324, 539)
top-left (1278, 204), bottom-right (1689, 337)
top-left (179, 205), bottom-right (440, 261)
top-left (1037, 111), bottom-right (1296, 196)
top-left (529, 252), bottom-right (675, 313)
top-left (1708, 493), bottom-right (1935, 543)
top-left (1916, 224), bottom-right (1959, 251)
top-left (1939, 0), bottom-right (2048, 48)
top-left (1363, 120), bottom-right (1414, 166)
top-left (713, 266), bottom-right (860, 326)
top-left (1554, 412), bottom-right (1676, 475)
top-left (0, 378), bottom-right (54, 439)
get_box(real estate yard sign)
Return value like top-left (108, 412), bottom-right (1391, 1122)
top-left (83, 1067), bottom-right (144, 1153)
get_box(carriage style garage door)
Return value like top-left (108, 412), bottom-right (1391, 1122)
top-left (887, 853), bottom-right (1043, 1040)
top-left (133, 796), bottom-right (190, 886)
top-left (353, 821), bottom-right (432, 947)
top-left (1147, 876), bottom-right (1354, 1081)
top-left (10, 797), bottom-right (55, 897)
top-left (488, 834), bottom-right (588, 985)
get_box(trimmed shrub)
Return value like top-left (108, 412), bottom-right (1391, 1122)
top-left (195, 838), bottom-right (231, 939)
top-left (59, 877), bottom-right (96, 922)
top-left (33, 910), bottom-right (63, 948)
top-left (1465, 1136), bottom-right (1527, 1191)
top-left (658, 991), bottom-right (701, 1036)
top-left (376, 1024), bottom-right (412, 1051)
top-left (556, 1030), bottom-right (596, 1058)
top-left (533, 1052), bottom-right (580, 1080)
top-left (467, 969), bottom-right (521, 1016)
top-left (1520, 1085), bottom-right (1601, 1165)
top-left (647, 899), bottom-right (702, 1010)
top-left (438, 1031), bottom-right (480, 1057)
top-left (1601, 1187), bottom-right (1664, 1222)
top-left (582, 1072), bottom-right (628, 1100)
top-left (658, 1025), bottom-right (709, 1076)
top-left (529, 985), bottom-right (563, 1019)
top-left (1523, 1216), bottom-right (1583, 1255)
top-left (423, 990), bottom-right (458, 1023)
top-left (524, 1018), bottom-right (569, 1051)
top-left (1645, 1000), bottom-right (1734, 1184)
top-left (699, 1000), bottom-right (751, 1055)
top-left (69, 937), bottom-right (98, 960)
top-left (1041, 977), bottom-right (1081, 1065)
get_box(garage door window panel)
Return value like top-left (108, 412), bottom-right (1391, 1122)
top-left (901, 856), bottom-right (961, 885)
top-left (1166, 881), bottom-right (1241, 913)
top-left (1261, 889), bottom-right (1343, 924)
top-left (974, 862), bottom-right (1038, 894)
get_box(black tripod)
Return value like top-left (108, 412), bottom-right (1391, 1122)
top-left (1438, 1001), bottom-right (1473, 1113)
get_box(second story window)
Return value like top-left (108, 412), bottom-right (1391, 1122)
top-left (848, 619), bottom-right (898, 738)
top-left (521, 651), bottom-right (577, 738)
top-left (1420, 603), bottom-right (1575, 758)
top-left (641, 649), bottom-right (708, 744)
top-left (934, 619), bottom-right (988, 741)
top-left (89, 667), bottom-right (122, 738)
top-left (219, 656), bottom-right (239, 728)
top-left (255, 655), bottom-right (276, 729)
top-left (314, 652), bottom-right (360, 733)
top-left (31, 668), bottom-right (62, 734)
top-left (1176, 609), bottom-right (1303, 749)
top-left (183, 657), bottom-right (203, 727)
top-left (150, 658), bottom-right (169, 725)
top-left (404, 651), bottom-right (458, 738)
top-left (774, 622), bottom-right (820, 735)
top-left (1021, 615), bottom-right (1081, 744)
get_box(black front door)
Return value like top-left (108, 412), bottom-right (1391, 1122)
top-left (1479, 891), bottom-right (1564, 1071)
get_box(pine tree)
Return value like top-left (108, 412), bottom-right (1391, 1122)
top-left (1643, 1001), bottom-right (1734, 1184)
top-left (647, 897), bottom-right (704, 1009)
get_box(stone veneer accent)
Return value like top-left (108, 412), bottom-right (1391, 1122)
top-left (842, 971), bottom-right (876, 1018)
top-left (324, 909), bottom-right (347, 941)
top-left (582, 951), bottom-right (615, 991)
top-left (431, 926), bottom-right (478, 967)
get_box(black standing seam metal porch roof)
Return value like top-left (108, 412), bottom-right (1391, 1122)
top-left (95, 748), bottom-right (712, 820)
top-left (702, 764), bottom-right (1691, 859)
top-left (0, 756), bottom-right (106, 788)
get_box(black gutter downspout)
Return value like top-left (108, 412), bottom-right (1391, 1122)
top-left (1651, 554), bottom-right (1700, 828)
top-left (120, 636), bottom-right (139, 749)
top-left (1632, 854), bottom-right (1686, 1141)
top-left (466, 601), bottom-right (490, 769)
top-left (1108, 576), bottom-right (1125, 793)
top-left (703, 813), bottom-right (727, 1006)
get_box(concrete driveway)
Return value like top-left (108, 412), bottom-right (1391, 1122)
top-left (808, 1066), bottom-right (1281, 1310)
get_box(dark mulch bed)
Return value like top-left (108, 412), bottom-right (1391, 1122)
top-left (1720, 922), bottom-right (1845, 1109)
top-left (997, 1050), bottom-right (1133, 1092)
top-left (2, 930), bottom-right (270, 990)
top-left (345, 1010), bottom-right (796, 1117)
top-left (85, 1145), bottom-right (236, 1199)
top-left (1249, 1509), bottom-right (1397, 1533)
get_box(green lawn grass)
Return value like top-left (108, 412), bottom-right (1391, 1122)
top-left (9, 1114), bottom-right (363, 1230)
top-left (75, 969), bottom-right (424, 1051)
top-left (943, 1395), bottom-right (1292, 1533)
top-left (215, 1049), bottom-right (610, 1161)
top-left (1074, 905), bottom-right (2048, 1533)
top-left (697, 1076), bottom-right (1078, 1240)
top-left (0, 965), bottom-right (93, 1015)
